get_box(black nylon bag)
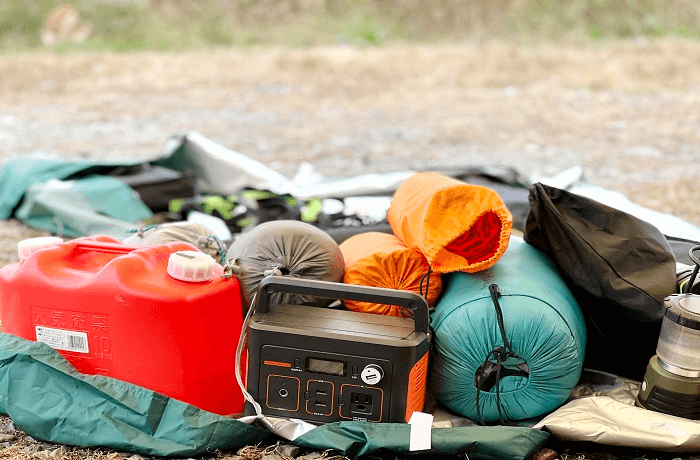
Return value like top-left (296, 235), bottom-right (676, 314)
top-left (524, 183), bottom-right (677, 380)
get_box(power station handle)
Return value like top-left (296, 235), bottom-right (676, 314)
top-left (256, 276), bottom-right (430, 335)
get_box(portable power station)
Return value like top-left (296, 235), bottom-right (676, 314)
top-left (245, 276), bottom-right (431, 424)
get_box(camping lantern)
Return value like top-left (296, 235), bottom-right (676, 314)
top-left (637, 245), bottom-right (700, 419)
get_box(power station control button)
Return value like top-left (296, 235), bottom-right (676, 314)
top-left (267, 375), bottom-right (300, 411)
top-left (361, 364), bottom-right (384, 385)
top-left (294, 358), bottom-right (301, 369)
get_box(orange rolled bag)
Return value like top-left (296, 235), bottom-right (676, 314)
top-left (387, 172), bottom-right (512, 273)
top-left (340, 231), bottom-right (442, 317)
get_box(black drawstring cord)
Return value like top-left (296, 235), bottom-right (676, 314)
top-left (425, 266), bottom-right (431, 299)
top-left (419, 266), bottom-right (432, 299)
top-left (490, 284), bottom-right (512, 351)
top-left (475, 347), bottom-right (508, 424)
top-left (685, 245), bottom-right (700, 294)
top-left (474, 283), bottom-right (522, 425)
top-left (416, 266), bottom-right (433, 317)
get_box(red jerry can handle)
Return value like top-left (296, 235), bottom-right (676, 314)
top-left (71, 240), bottom-right (143, 254)
top-left (69, 238), bottom-right (197, 255)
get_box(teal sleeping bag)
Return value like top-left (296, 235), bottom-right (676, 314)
top-left (429, 236), bottom-right (586, 423)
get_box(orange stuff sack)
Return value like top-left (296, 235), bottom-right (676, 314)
top-left (387, 172), bottom-right (512, 273)
top-left (340, 232), bottom-right (442, 317)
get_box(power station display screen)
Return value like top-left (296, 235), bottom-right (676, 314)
top-left (306, 357), bottom-right (346, 376)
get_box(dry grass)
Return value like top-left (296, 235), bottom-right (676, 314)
top-left (5, 38), bottom-right (700, 99)
top-left (0, 414), bottom-right (346, 460)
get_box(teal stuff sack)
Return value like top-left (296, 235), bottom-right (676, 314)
top-left (429, 236), bottom-right (586, 423)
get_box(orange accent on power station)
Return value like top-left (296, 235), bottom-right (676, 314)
top-left (405, 352), bottom-right (429, 422)
top-left (264, 360), bottom-right (292, 368)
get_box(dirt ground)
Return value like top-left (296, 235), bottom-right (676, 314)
top-left (2, 39), bottom-right (700, 225)
top-left (1, 39), bottom-right (700, 459)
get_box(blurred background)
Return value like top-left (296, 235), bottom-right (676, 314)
top-left (1, 0), bottom-right (700, 227)
top-left (4, 0), bottom-right (700, 50)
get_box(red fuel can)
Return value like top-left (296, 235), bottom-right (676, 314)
top-left (0, 235), bottom-right (245, 416)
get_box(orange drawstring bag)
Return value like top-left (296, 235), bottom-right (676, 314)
top-left (339, 231), bottom-right (442, 317)
top-left (387, 172), bottom-right (512, 273)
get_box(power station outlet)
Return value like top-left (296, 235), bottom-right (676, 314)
top-left (339, 385), bottom-right (383, 421)
top-left (350, 392), bottom-right (374, 415)
top-left (306, 380), bottom-right (334, 416)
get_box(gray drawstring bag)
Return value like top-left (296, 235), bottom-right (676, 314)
top-left (227, 220), bottom-right (345, 312)
top-left (123, 221), bottom-right (226, 263)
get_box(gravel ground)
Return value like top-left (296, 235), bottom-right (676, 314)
top-left (1, 41), bottom-right (700, 459)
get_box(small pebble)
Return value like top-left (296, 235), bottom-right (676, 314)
top-left (277, 444), bottom-right (302, 458)
top-left (106, 454), bottom-right (125, 460)
top-left (0, 433), bottom-right (16, 442)
top-left (296, 453), bottom-right (325, 460)
top-left (261, 453), bottom-right (282, 460)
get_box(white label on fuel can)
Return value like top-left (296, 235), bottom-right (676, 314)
top-left (35, 326), bottom-right (89, 354)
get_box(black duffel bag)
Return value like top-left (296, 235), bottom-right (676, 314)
top-left (524, 182), bottom-right (677, 380)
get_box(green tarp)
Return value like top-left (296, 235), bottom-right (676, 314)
top-left (0, 333), bottom-right (549, 459)
top-left (0, 153), bottom-right (152, 237)
top-left (0, 333), bottom-right (270, 456)
top-left (294, 422), bottom-right (548, 460)
top-left (0, 153), bottom-right (143, 220)
top-left (15, 176), bottom-right (153, 238)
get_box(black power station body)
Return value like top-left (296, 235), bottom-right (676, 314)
top-left (246, 276), bottom-right (431, 424)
